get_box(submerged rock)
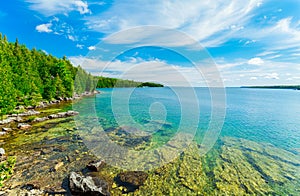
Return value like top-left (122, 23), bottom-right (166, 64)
top-left (87, 160), bottom-right (106, 172)
top-left (17, 123), bottom-right (32, 130)
top-left (116, 171), bottom-right (148, 192)
top-left (48, 111), bottom-right (79, 119)
top-left (69, 172), bottom-right (110, 196)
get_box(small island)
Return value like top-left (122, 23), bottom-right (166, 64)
top-left (241, 85), bottom-right (300, 90)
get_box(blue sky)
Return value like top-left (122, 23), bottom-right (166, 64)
top-left (1, 0), bottom-right (300, 86)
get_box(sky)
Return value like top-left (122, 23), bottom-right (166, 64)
top-left (1, 0), bottom-right (300, 86)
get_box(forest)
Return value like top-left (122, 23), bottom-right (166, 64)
top-left (0, 34), bottom-right (163, 117)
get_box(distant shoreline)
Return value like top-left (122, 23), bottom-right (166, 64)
top-left (241, 85), bottom-right (300, 90)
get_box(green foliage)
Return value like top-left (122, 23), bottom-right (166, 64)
top-left (0, 33), bottom-right (163, 117)
top-left (0, 33), bottom-right (94, 117)
top-left (96, 76), bottom-right (164, 88)
top-left (0, 156), bottom-right (16, 187)
top-left (138, 82), bottom-right (164, 87)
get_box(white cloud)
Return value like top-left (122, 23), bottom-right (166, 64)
top-left (88, 46), bottom-right (96, 50)
top-left (245, 17), bottom-right (300, 52)
top-left (85, 0), bottom-right (262, 47)
top-left (35, 23), bottom-right (52, 33)
top-left (250, 77), bottom-right (257, 80)
top-left (25, 0), bottom-right (91, 16)
top-left (248, 57), bottom-right (264, 65)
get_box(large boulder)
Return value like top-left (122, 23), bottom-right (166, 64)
top-left (69, 172), bottom-right (110, 196)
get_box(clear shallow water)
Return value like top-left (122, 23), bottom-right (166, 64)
top-left (2, 87), bottom-right (299, 194)
top-left (91, 87), bottom-right (300, 151)
top-left (71, 87), bottom-right (300, 194)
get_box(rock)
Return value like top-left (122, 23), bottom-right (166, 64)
top-left (15, 116), bottom-right (23, 122)
top-left (54, 162), bottom-right (64, 171)
top-left (48, 111), bottom-right (79, 119)
top-left (87, 160), bottom-right (106, 172)
top-left (0, 148), bottom-right (5, 156)
top-left (18, 110), bottom-right (40, 116)
top-left (18, 123), bottom-right (32, 130)
top-left (69, 172), bottom-right (110, 196)
top-left (2, 127), bottom-right (12, 132)
top-left (33, 117), bottom-right (49, 122)
top-left (48, 114), bottom-right (59, 119)
top-left (26, 105), bottom-right (34, 109)
top-left (0, 118), bottom-right (14, 125)
top-left (116, 171), bottom-right (148, 192)
top-left (0, 131), bottom-right (7, 136)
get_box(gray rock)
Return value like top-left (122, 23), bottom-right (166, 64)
top-left (0, 148), bottom-right (5, 156)
top-left (18, 123), bottom-right (32, 130)
top-left (0, 132), bottom-right (7, 136)
top-left (48, 111), bottom-right (79, 119)
top-left (2, 127), bottom-right (12, 132)
top-left (0, 118), bottom-right (14, 125)
top-left (69, 172), bottom-right (110, 196)
top-left (33, 117), bottom-right (49, 122)
top-left (18, 110), bottom-right (40, 116)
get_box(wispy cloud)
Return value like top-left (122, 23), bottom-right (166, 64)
top-left (85, 0), bottom-right (262, 47)
top-left (25, 0), bottom-right (91, 16)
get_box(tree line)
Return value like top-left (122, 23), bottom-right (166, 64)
top-left (0, 33), bottom-right (96, 117)
top-left (0, 33), bottom-right (163, 117)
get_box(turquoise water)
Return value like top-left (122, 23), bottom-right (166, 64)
top-left (78, 87), bottom-right (300, 152)
top-left (70, 87), bottom-right (300, 194)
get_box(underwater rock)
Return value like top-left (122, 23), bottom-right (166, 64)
top-left (48, 111), bottom-right (79, 119)
top-left (87, 160), bottom-right (106, 172)
top-left (69, 172), bottom-right (110, 196)
top-left (17, 123), bottom-right (32, 130)
top-left (116, 171), bottom-right (148, 192)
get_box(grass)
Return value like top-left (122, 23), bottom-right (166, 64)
top-left (0, 156), bottom-right (16, 187)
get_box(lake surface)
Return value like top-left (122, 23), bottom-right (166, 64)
top-left (83, 87), bottom-right (300, 151)
top-left (3, 87), bottom-right (299, 195)
top-left (71, 87), bottom-right (300, 194)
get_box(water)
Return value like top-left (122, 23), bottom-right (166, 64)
top-left (2, 87), bottom-right (299, 194)
top-left (87, 87), bottom-right (300, 152)
top-left (71, 87), bottom-right (300, 194)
